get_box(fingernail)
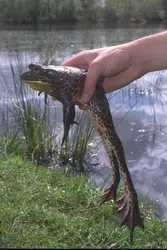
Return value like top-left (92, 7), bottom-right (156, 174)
top-left (78, 104), bottom-right (86, 110)
top-left (80, 94), bottom-right (89, 104)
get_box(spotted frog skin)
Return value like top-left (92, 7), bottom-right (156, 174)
top-left (21, 63), bottom-right (144, 242)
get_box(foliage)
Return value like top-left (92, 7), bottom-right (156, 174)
top-left (0, 156), bottom-right (167, 248)
top-left (0, 0), bottom-right (165, 24)
top-left (103, 0), bottom-right (165, 23)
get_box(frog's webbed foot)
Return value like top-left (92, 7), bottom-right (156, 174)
top-left (98, 164), bottom-right (120, 205)
top-left (116, 193), bottom-right (144, 242)
top-left (98, 183), bottom-right (118, 205)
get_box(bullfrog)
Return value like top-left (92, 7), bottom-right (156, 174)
top-left (21, 63), bottom-right (144, 242)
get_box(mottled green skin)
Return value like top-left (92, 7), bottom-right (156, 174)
top-left (21, 64), bottom-right (144, 242)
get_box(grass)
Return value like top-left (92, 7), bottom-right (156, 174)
top-left (0, 155), bottom-right (167, 248)
top-left (59, 111), bottom-right (95, 174)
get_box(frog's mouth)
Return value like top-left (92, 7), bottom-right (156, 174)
top-left (21, 71), bottom-right (49, 92)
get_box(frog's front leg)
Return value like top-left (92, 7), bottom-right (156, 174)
top-left (61, 102), bottom-right (78, 146)
top-left (38, 92), bottom-right (48, 105)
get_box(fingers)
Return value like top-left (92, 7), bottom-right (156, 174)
top-left (62, 50), bottom-right (106, 104)
top-left (78, 61), bottom-right (102, 104)
top-left (62, 54), bottom-right (88, 70)
top-left (73, 101), bottom-right (86, 110)
top-left (62, 49), bottom-right (102, 70)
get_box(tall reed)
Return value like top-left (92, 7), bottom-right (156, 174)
top-left (0, 47), bottom-right (96, 174)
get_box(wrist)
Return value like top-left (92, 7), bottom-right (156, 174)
top-left (130, 31), bottom-right (167, 75)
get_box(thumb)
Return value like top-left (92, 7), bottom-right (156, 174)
top-left (78, 62), bottom-right (102, 104)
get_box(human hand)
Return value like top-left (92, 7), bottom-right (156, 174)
top-left (62, 45), bottom-right (143, 104)
top-left (62, 31), bottom-right (167, 104)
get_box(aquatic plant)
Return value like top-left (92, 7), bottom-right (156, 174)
top-left (0, 49), bottom-right (95, 174)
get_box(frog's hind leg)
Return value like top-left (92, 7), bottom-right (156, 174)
top-left (99, 151), bottom-right (120, 204)
top-left (113, 135), bottom-right (144, 242)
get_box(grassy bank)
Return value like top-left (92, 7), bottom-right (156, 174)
top-left (0, 0), bottom-right (166, 25)
top-left (0, 155), bottom-right (167, 248)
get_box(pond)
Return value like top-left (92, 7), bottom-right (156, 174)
top-left (0, 22), bottom-right (167, 218)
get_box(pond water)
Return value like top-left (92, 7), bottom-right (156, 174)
top-left (0, 22), bottom-right (167, 218)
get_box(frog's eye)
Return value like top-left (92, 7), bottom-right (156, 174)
top-left (29, 64), bottom-right (42, 74)
top-left (42, 70), bottom-right (54, 78)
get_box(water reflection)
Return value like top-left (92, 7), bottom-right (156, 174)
top-left (0, 23), bottom-right (167, 217)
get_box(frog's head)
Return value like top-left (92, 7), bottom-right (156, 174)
top-left (20, 63), bottom-right (50, 92)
